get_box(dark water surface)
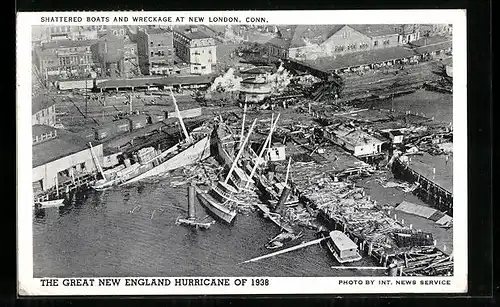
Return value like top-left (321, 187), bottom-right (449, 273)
top-left (33, 179), bottom-right (380, 278)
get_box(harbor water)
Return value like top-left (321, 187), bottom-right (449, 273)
top-left (33, 177), bottom-right (382, 278)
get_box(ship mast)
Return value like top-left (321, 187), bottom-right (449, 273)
top-left (170, 88), bottom-right (193, 144)
top-left (246, 113), bottom-right (280, 187)
top-left (240, 103), bottom-right (247, 146)
top-left (284, 157), bottom-right (292, 186)
top-left (224, 119), bottom-right (257, 184)
top-left (89, 142), bottom-right (106, 181)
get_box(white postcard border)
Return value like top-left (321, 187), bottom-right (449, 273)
top-left (17, 9), bottom-right (467, 295)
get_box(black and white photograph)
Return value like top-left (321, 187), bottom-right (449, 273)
top-left (17, 10), bottom-right (467, 295)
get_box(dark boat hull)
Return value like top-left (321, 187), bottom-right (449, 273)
top-left (196, 191), bottom-right (237, 224)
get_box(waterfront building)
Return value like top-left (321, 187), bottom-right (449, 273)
top-left (136, 27), bottom-right (175, 75)
top-left (325, 128), bottom-right (384, 157)
top-left (32, 125), bottom-right (104, 195)
top-left (173, 26), bottom-right (217, 75)
top-left (32, 94), bottom-right (57, 127)
top-left (267, 24), bottom-right (400, 61)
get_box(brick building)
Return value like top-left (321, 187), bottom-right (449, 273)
top-left (92, 32), bottom-right (125, 78)
top-left (267, 24), bottom-right (401, 61)
top-left (34, 39), bottom-right (98, 82)
top-left (173, 26), bottom-right (217, 75)
top-left (136, 27), bottom-right (175, 75)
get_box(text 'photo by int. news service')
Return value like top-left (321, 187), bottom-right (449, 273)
top-left (16, 10), bottom-right (467, 296)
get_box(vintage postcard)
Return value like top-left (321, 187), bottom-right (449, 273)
top-left (17, 10), bottom-right (467, 295)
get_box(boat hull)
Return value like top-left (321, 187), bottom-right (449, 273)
top-left (196, 191), bottom-right (236, 224)
top-left (35, 199), bottom-right (65, 209)
top-left (122, 135), bottom-right (211, 185)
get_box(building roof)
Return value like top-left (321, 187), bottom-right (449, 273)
top-left (302, 46), bottom-right (415, 71)
top-left (32, 94), bottom-right (57, 115)
top-left (406, 36), bottom-right (452, 54)
top-left (143, 27), bottom-right (172, 35)
top-left (96, 75), bottom-right (216, 89)
top-left (240, 66), bottom-right (275, 75)
top-left (390, 130), bottom-right (404, 136)
top-left (349, 24), bottom-right (399, 38)
top-left (41, 39), bottom-right (97, 50)
top-left (339, 130), bottom-right (384, 146)
top-left (267, 37), bottom-right (292, 49)
top-left (174, 26), bottom-right (212, 40)
top-left (329, 230), bottom-right (357, 250)
top-left (408, 35), bottom-right (450, 47)
top-left (289, 25), bottom-right (345, 48)
top-left (32, 125), bottom-right (97, 167)
top-left (270, 25), bottom-right (345, 49)
top-left (270, 25), bottom-right (397, 49)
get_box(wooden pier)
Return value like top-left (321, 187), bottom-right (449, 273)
top-left (392, 157), bottom-right (453, 215)
top-left (34, 172), bottom-right (97, 204)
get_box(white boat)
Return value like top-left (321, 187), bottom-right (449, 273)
top-left (34, 199), bottom-right (65, 209)
top-left (325, 230), bottom-right (362, 264)
top-left (91, 90), bottom-right (211, 190)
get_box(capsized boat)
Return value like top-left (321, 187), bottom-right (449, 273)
top-left (265, 231), bottom-right (303, 249)
top-left (91, 90), bottom-right (212, 190)
top-left (34, 198), bottom-right (65, 209)
top-left (324, 230), bottom-right (362, 264)
top-left (195, 181), bottom-right (239, 224)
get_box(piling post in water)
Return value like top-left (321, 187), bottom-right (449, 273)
top-left (275, 185), bottom-right (291, 212)
top-left (188, 185), bottom-right (196, 219)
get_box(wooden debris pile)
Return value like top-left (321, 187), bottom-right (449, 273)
top-left (295, 174), bottom-right (452, 276)
top-left (389, 246), bottom-right (454, 276)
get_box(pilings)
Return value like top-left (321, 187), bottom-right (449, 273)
top-left (188, 185), bottom-right (196, 219)
top-left (392, 157), bottom-right (453, 214)
top-left (34, 172), bottom-right (97, 204)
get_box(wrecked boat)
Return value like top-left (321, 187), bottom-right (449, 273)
top-left (91, 91), bottom-right (212, 190)
top-left (265, 231), bottom-right (304, 249)
top-left (195, 181), bottom-right (239, 224)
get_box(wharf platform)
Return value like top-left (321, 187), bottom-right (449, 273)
top-left (295, 175), bottom-right (452, 276)
top-left (34, 172), bottom-right (97, 204)
top-left (392, 156), bottom-right (453, 214)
